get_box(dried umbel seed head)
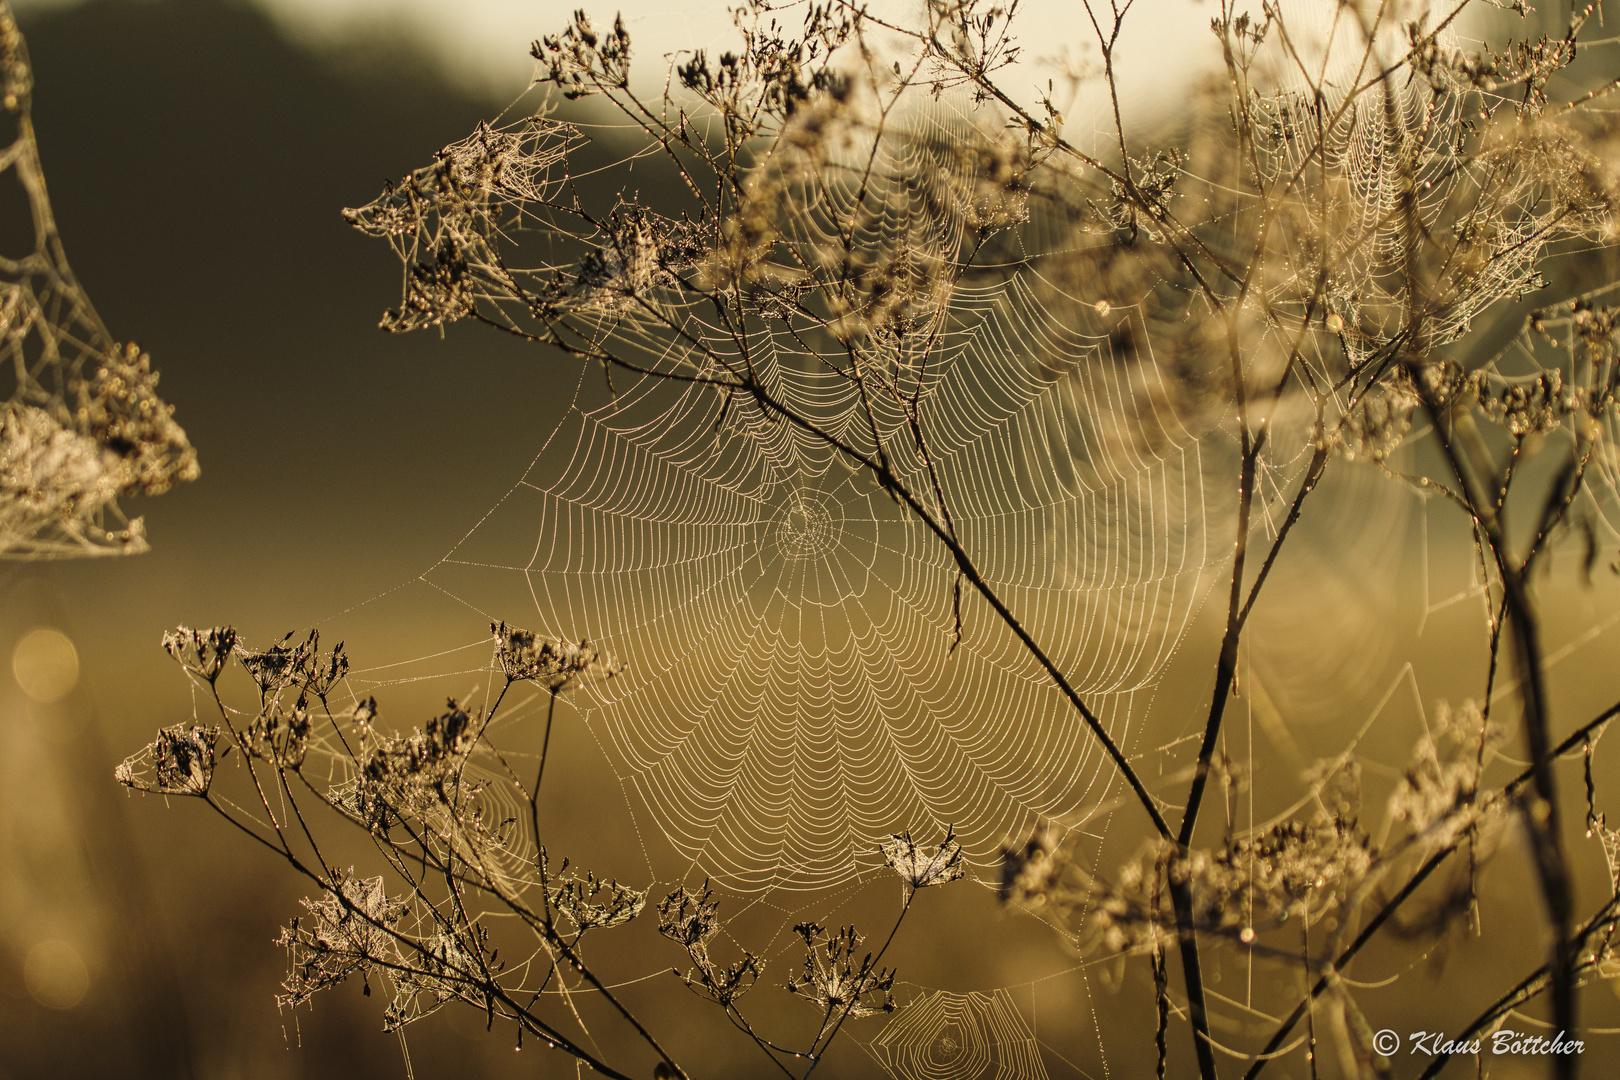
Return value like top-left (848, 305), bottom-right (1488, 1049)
top-left (344, 117), bottom-right (578, 240)
top-left (654, 880), bottom-right (763, 1006)
top-left (426, 699), bottom-right (474, 756)
top-left (0, 405), bottom-right (122, 547)
top-left (115, 723), bottom-right (222, 796)
top-left (685, 951), bottom-right (764, 1008)
top-left (77, 343), bottom-right (200, 496)
top-left (531, 10), bottom-right (632, 99)
top-left (880, 828), bottom-right (966, 889)
top-left (657, 884), bottom-right (721, 949)
top-left (381, 236), bottom-right (479, 333)
top-left (161, 625), bottom-right (237, 684)
top-left (951, 130), bottom-right (1034, 232)
top-left (235, 632), bottom-right (308, 698)
top-left (277, 871), bottom-right (409, 1011)
top-left (302, 636), bottom-right (350, 698)
top-left (363, 698), bottom-right (480, 787)
top-left (567, 202), bottom-right (705, 313)
top-left (998, 828), bottom-right (1060, 903)
top-left (784, 923), bottom-right (895, 1017)
top-left (491, 621), bottom-right (624, 690)
top-left (547, 858), bottom-right (649, 931)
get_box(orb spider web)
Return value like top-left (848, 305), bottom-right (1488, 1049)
top-left (376, 104), bottom-right (1244, 892)
top-left (338, 0), bottom-right (1607, 894)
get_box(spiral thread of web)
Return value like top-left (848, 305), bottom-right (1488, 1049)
top-left (872, 989), bottom-right (1047, 1080)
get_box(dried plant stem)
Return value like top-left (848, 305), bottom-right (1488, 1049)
top-left (1171, 419), bottom-right (1264, 1080)
top-left (801, 890), bottom-right (914, 1079)
top-left (1415, 892), bottom-right (1620, 1080)
top-left (1420, 384), bottom-right (1578, 1076)
top-left (1247, 698), bottom-right (1620, 1078)
top-left (531, 689), bottom-right (559, 856)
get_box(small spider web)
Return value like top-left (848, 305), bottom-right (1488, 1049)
top-left (870, 989), bottom-right (1048, 1080)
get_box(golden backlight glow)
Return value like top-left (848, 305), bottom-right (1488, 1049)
top-left (12, 627), bottom-right (79, 705)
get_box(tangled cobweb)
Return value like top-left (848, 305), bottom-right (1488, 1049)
top-left (0, 3), bottom-right (196, 557)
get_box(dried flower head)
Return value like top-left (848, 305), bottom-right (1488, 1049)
top-left (277, 870), bottom-right (409, 1010)
top-left (0, 406), bottom-right (122, 547)
top-left (531, 10), bottom-right (631, 99)
top-left (383, 237), bottom-right (478, 333)
top-left (547, 858), bottom-right (648, 931)
top-left (300, 631), bottom-right (350, 698)
top-left (75, 344), bottom-right (200, 497)
top-left (784, 923), bottom-right (895, 1017)
top-left (114, 723), bottom-right (222, 796)
top-left (235, 632), bottom-right (308, 699)
top-left (568, 203), bottom-right (705, 313)
top-left (880, 828), bottom-right (966, 889)
top-left (998, 828), bottom-right (1060, 903)
top-left (1017, 785), bottom-right (1378, 958)
top-left (492, 621), bottom-right (624, 690)
top-left (161, 625), bottom-right (237, 684)
top-left (689, 950), bottom-right (765, 1008)
top-left (363, 699), bottom-right (477, 781)
top-left (656, 883), bottom-right (721, 949)
top-left (655, 881), bottom-right (762, 1006)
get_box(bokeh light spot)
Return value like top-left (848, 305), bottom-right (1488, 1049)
top-left (12, 627), bottom-right (79, 704)
top-left (23, 940), bottom-right (89, 1010)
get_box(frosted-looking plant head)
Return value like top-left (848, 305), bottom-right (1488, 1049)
top-left (276, 870), bottom-right (409, 1011)
top-left (113, 723), bottom-right (221, 797)
top-left (491, 620), bottom-right (625, 690)
top-left (546, 858), bottom-right (648, 931)
top-left (785, 922), bottom-right (896, 1018)
top-left (880, 828), bottom-right (967, 890)
top-left (0, 1), bottom-right (197, 557)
